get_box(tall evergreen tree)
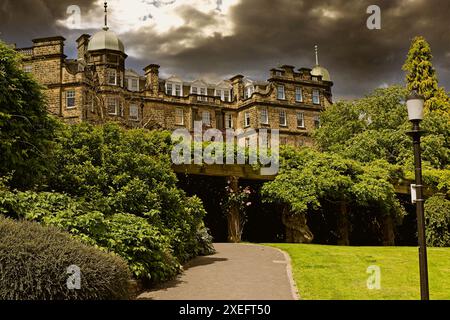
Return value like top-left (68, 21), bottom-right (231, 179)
top-left (0, 41), bottom-right (58, 188)
top-left (402, 36), bottom-right (449, 113)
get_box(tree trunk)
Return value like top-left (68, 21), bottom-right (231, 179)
top-left (382, 215), bottom-right (396, 246)
top-left (337, 202), bottom-right (350, 246)
top-left (226, 177), bottom-right (242, 243)
top-left (282, 207), bottom-right (314, 243)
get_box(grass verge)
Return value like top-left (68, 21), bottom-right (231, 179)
top-left (265, 244), bottom-right (450, 300)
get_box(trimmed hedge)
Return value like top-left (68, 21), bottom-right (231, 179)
top-left (0, 216), bottom-right (131, 300)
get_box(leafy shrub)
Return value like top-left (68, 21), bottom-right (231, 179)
top-left (425, 194), bottom-right (450, 247)
top-left (0, 42), bottom-right (58, 189)
top-left (0, 215), bottom-right (131, 300)
top-left (0, 123), bottom-right (214, 283)
top-left (100, 213), bottom-right (181, 282)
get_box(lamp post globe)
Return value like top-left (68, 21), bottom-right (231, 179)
top-left (406, 90), bottom-right (425, 122)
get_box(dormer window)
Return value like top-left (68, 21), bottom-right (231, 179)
top-left (200, 88), bottom-right (207, 101)
top-left (192, 85), bottom-right (207, 102)
top-left (131, 79), bottom-right (139, 91)
top-left (244, 86), bottom-right (254, 99)
top-left (275, 71), bottom-right (283, 77)
top-left (224, 90), bottom-right (231, 102)
top-left (175, 84), bottom-right (182, 97)
top-left (215, 89), bottom-right (231, 102)
top-left (166, 82), bottom-right (183, 97)
top-left (166, 83), bottom-right (173, 95)
top-left (107, 69), bottom-right (117, 86)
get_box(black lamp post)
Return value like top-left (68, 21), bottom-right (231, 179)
top-left (406, 90), bottom-right (429, 300)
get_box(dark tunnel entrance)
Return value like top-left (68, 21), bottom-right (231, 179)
top-left (176, 175), bottom-right (284, 243)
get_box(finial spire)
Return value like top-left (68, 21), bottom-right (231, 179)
top-left (315, 45), bottom-right (319, 66)
top-left (103, 1), bottom-right (109, 31)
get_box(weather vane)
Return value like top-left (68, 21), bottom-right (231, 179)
top-left (104, 2), bottom-right (109, 30)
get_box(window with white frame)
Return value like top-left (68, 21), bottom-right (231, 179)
top-left (66, 91), bottom-right (76, 109)
top-left (244, 86), bottom-right (254, 99)
top-left (200, 87), bottom-right (207, 101)
top-left (275, 71), bottom-right (283, 77)
top-left (175, 109), bottom-right (184, 125)
top-left (129, 104), bottom-right (139, 121)
top-left (202, 111), bottom-right (211, 126)
top-left (313, 90), bottom-right (320, 105)
top-left (215, 89), bottom-right (231, 102)
top-left (277, 85), bottom-right (285, 100)
top-left (279, 110), bottom-right (287, 126)
top-left (130, 78), bottom-right (139, 91)
top-left (175, 84), bottom-right (182, 97)
top-left (23, 65), bottom-right (33, 73)
top-left (107, 97), bottom-right (118, 115)
top-left (225, 113), bottom-right (233, 129)
top-left (224, 90), bottom-right (231, 102)
top-left (107, 69), bottom-right (117, 85)
top-left (166, 83), bottom-right (173, 95)
top-left (295, 87), bottom-right (303, 102)
top-left (297, 112), bottom-right (305, 128)
top-left (260, 108), bottom-right (269, 125)
top-left (244, 112), bottom-right (251, 127)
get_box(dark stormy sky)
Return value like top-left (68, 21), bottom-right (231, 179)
top-left (1, 0), bottom-right (449, 100)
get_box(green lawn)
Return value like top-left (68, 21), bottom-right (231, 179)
top-left (265, 244), bottom-right (450, 300)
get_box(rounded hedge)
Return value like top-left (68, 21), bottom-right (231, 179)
top-left (0, 216), bottom-right (131, 300)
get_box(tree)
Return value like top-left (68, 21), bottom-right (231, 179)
top-left (424, 194), bottom-right (450, 247)
top-left (261, 147), bottom-right (405, 245)
top-left (0, 41), bottom-right (58, 188)
top-left (402, 36), bottom-right (449, 114)
top-left (313, 86), bottom-right (411, 165)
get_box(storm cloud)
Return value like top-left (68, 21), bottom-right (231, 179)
top-left (1, 0), bottom-right (449, 100)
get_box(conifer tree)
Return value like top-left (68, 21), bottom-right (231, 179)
top-left (402, 36), bottom-right (449, 113)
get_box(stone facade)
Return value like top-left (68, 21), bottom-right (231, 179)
top-left (17, 34), bottom-right (333, 146)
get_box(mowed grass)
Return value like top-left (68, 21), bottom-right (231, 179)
top-left (265, 244), bottom-right (450, 300)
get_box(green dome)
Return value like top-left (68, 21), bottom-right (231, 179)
top-left (87, 29), bottom-right (125, 53)
top-left (311, 65), bottom-right (331, 81)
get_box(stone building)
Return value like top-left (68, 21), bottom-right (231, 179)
top-left (16, 11), bottom-right (333, 147)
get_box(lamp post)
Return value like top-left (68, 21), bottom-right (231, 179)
top-left (406, 90), bottom-right (429, 300)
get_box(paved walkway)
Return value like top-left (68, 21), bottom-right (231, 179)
top-left (137, 243), bottom-right (298, 300)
